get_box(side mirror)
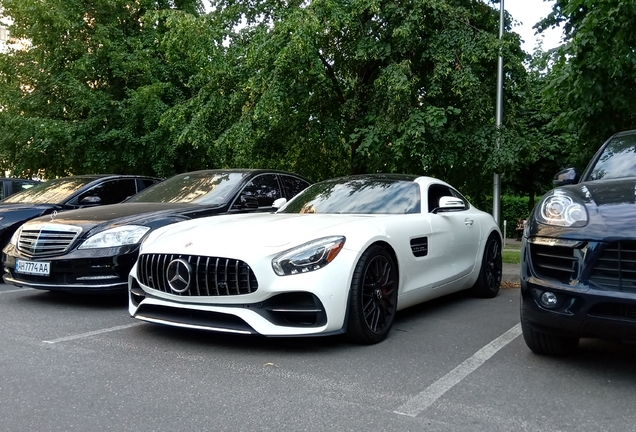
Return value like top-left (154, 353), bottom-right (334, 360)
top-left (553, 168), bottom-right (579, 186)
top-left (272, 197), bottom-right (287, 209)
top-left (79, 196), bottom-right (101, 206)
top-left (433, 196), bottom-right (465, 213)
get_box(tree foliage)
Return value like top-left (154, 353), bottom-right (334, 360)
top-left (150, 0), bottom-right (528, 198)
top-left (0, 0), bottom-right (205, 177)
top-left (539, 0), bottom-right (636, 166)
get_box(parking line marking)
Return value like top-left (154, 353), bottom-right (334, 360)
top-left (42, 322), bottom-right (144, 344)
top-left (0, 288), bottom-right (33, 294)
top-left (394, 323), bottom-right (522, 417)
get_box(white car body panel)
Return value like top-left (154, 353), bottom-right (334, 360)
top-left (129, 175), bottom-right (501, 338)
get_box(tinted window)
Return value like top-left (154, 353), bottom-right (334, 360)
top-left (3, 177), bottom-right (98, 204)
top-left (127, 172), bottom-right (249, 205)
top-left (12, 181), bottom-right (37, 194)
top-left (238, 174), bottom-right (282, 207)
top-left (586, 134), bottom-right (636, 181)
top-left (281, 178), bottom-right (421, 214)
top-left (76, 179), bottom-right (137, 205)
top-left (140, 178), bottom-right (160, 191)
top-left (281, 175), bottom-right (310, 199)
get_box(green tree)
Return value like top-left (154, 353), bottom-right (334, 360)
top-left (539, 0), bottom-right (636, 165)
top-left (157, 0), bottom-right (528, 192)
top-left (0, 0), bottom-right (204, 178)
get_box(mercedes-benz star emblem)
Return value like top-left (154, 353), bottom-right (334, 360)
top-left (50, 210), bottom-right (58, 221)
top-left (166, 258), bottom-right (192, 293)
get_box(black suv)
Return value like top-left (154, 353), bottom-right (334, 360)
top-left (521, 130), bottom-right (636, 355)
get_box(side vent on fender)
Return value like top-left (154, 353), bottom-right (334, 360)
top-left (410, 237), bottom-right (428, 257)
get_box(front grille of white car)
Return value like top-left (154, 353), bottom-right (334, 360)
top-left (137, 253), bottom-right (259, 296)
top-left (17, 224), bottom-right (83, 257)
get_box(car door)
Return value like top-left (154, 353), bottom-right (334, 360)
top-left (425, 183), bottom-right (481, 287)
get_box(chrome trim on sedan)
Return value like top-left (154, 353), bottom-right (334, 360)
top-left (2, 276), bottom-right (126, 290)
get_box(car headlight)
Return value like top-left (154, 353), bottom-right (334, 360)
top-left (272, 236), bottom-right (345, 276)
top-left (78, 225), bottom-right (151, 249)
top-left (536, 190), bottom-right (588, 227)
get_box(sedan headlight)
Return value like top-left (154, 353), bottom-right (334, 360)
top-left (78, 225), bottom-right (151, 249)
top-left (536, 190), bottom-right (588, 227)
top-left (272, 236), bottom-right (345, 276)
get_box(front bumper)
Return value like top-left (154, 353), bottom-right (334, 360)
top-left (521, 236), bottom-right (636, 341)
top-left (128, 248), bottom-right (358, 337)
top-left (2, 243), bottom-right (139, 292)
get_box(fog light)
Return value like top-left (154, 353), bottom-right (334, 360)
top-left (540, 291), bottom-right (558, 308)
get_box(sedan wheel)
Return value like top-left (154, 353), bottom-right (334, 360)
top-left (346, 245), bottom-right (398, 344)
top-left (471, 234), bottom-right (502, 298)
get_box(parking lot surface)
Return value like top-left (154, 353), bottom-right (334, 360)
top-left (1, 283), bottom-right (635, 431)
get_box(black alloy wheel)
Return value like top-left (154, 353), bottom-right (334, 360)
top-left (346, 245), bottom-right (398, 344)
top-left (471, 234), bottom-right (502, 298)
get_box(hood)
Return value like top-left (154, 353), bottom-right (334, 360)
top-left (142, 212), bottom-right (373, 258)
top-left (24, 202), bottom-right (224, 235)
top-left (532, 177), bottom-right (636, 240)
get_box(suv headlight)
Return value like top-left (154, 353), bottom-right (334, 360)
top-left (78, 225), bottom-right (151, 249)
top-left (272, 236), bottom-right (345, 276)
top-left (536, 190), bottom-right (588, 227)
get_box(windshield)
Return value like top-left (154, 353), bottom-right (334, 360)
top-left (3, 177), bottom-right (98, 204)
top-left (280, 178), bottom-right (421, 214)
top-left (586, 134), bottom-right (636, 181)
top-left (127, 172), bottom-right (249, 205)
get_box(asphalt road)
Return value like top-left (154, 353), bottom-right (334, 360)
top-left (1, 283), bottom-right (635, 432)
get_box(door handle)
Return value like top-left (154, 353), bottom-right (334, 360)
top-left (464, 218), bottom-right (474, 226)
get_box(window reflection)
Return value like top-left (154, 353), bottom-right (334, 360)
top-left (127, 172), bottom-right (249, 205)
top-left (3, 177), bottom-right (96, 204)
top-left (588, 135), bottom-right (636, 181)
top-left (282, 178), bottom-right (421, 214)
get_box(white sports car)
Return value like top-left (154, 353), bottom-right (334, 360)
top-left (128, 174), bottom-right (502, 344)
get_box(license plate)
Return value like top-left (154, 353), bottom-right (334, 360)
top-left (15, 259), bottom-right (51, 276)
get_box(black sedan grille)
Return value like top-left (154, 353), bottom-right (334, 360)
top-left (590, 241), bottom-right (636, 292)
top-left (17, 224), bottom-right (82, 257)
top-left (529, 243), bottom-right (579, 283)
top-left (137, 253), bottom-right (258, 296)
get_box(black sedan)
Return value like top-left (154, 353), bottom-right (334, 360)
top-left (521, 129), bottom-right (636, 355)
top-left (0, 175), bottom-right (160, 250)
top-left (2, 169), bottom-right (311, 293)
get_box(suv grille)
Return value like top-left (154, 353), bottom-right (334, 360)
top-left (17, 224), bottom-right (82, 257)
top-left (529, 243), bottom-right (579, 283)
top-left (590, 241), bottom-right (636, 292)
top-left (137, 253), bottom-right (258, 296)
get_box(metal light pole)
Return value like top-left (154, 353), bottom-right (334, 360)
top-left (493, 0), bottom-right (504, 225)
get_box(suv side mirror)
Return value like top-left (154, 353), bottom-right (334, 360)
top-left (553, 168), bottom-right (579, 186)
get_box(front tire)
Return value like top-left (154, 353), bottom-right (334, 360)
top-left (470, 234), bottom-right (502, 298)
top-left (346, 245), bottom-right (398, 344)
top-left (520, 296), bottom-right (579, 356)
